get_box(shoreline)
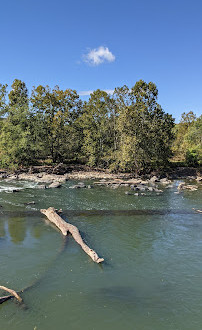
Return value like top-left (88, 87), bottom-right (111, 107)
top-left (0, 164), bottom-right (201, 184)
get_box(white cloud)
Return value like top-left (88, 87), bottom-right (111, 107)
top-left (84, 46), bottom-right (115, 66)
top-left (79, 89), bottom-right (114, 96)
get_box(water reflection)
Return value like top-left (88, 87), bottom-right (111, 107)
top-left (0, 219), bottom-right (5, 237)
top-left (8, 216), bottom-right (26, 244)
top-left (31, 224), bottom-right (43, 239)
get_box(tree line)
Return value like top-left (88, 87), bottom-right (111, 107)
top-left (172, 111), bottom-right (202, 166)
top-left (0, 79), bottom-right (201, 172)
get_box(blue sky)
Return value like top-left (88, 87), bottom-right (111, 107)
top-left (0, 0), bottom-right (202, 121)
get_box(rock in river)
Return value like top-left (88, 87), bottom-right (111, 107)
top-left (49, 182), bottom-right (62, 188)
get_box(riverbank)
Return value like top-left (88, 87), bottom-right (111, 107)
top-left (0, 164), bottom-right (201, 182)
top-left (0, 165), bottom-right (201, 195)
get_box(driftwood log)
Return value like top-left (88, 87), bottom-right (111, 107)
top-left (0, 207), bottom-right (103, 305)
top-left (192, 208), bottom-right (202, 213)
top-left (0, 286), bottom-right (22, 304)
top-left (40, 207), bottom-right (104, 263)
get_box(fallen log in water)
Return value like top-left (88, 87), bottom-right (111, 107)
top-left (0, 207), bottom-right (103, 305)
top-left (0, 286), bottom-right (22, 304)
top-left (0, 236), bottom-right (68, 305)
top-left (40, 207), bottom-right (104, 263)
top-left (192, 208), bottom-right (202, 213)
top-left (0, 295), bottom-right (13, 304)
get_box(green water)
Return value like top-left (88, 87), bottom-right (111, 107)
top-left (0, 180), bottom-right (202, 330)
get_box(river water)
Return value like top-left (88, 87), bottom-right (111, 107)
top-left (0, 179), bottom-right (201, 330)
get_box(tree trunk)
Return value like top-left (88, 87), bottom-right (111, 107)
top-left (40, 207), bottom-right (104, 263)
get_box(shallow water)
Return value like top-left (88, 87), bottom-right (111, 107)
top-left (0, 180), bottom-right (202, 330)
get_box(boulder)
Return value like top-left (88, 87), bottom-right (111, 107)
top-left (110, 184), bottom-right (120, 189)
top-left (165, 184), bottom-right (174, 189)
top-left (49, 182), bottom-right (61, 188)
top-left (121, 183), bottom-right (130, 187)
top-left (177, 182), bottom-right (185, 190)
top-left (184, 185), bottom-right (198, 191)
top-left (125, 191), bottom-right (133, 195)
top-left (5, 175), bottom-right (18, 181)
top-left (0, 174), bottom-right (8, 179)
top-left (24, 201), bottom-right (35, 205)
top-left (11, 189), bottom-right (20, 193)
top-left (137, 185), bottom-right (146, 191)
top-left (135, 187), bottom-right (141, 191)
top-left (150, 176), bottom-right (159, 183)
top-left (154, 188), bottom-right (163, 193)
top-left (160, 178), bottom-right (171, 185)
top-left (69, 184), bottom-right (86, 189)
top-left (37, 184), bottom-right (47, 189)
top-left (78, 182), bottom-right (85, 187)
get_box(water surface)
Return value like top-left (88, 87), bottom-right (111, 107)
top-left (0, 180), bottom-right (201, 330)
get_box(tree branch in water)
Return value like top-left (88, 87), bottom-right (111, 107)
top-left (40, 207), bottom-right (104, 263)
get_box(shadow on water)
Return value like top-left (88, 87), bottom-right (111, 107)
top-left (93, 283), bottom-right (178, 311)
top-left (98, 286), bottom-right (137, 303)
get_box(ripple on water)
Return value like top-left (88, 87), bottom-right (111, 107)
top-left (0, 180), bottom-right (202, 330)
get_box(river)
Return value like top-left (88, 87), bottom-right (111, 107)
top-left (0, 179), bottom-right (202, 330)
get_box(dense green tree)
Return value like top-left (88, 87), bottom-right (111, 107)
top-left (81, 90), bottom-right (113, 167)
top-left (30, 85), bottom-right (81, 162)
top-left (0, 83), bottom-right (8, 116)
top-left (0, 80), bottom-right (34, 168)
top-left (114, 81), bottom-right (174, 172)
top-left (8, 79), bottom-right (28, 108)
top-left (0, 84), bottom-right (8, 134)
top-left (172, 111), bottom-right (197, 162)
top-left (0, 78), bottom-right (193, 171)
top-left (185, 115), bottom-right (202, 165)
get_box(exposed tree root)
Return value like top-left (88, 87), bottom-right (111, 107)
top-left (40, 207), bottom-right (104, 263)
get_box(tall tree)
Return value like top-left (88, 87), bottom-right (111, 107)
top-left (30, 85), bottom-right (81, 163)
top-left (172, 111), bottom-right (197, 162)
top-left (0, 79), bottom-right (33, 167)
top-left (116, 80), bottom-right (174, 172)
top-left (0, 83), bottom-right (8, 116)
top-left (81, 90), bottom-right (113, 167)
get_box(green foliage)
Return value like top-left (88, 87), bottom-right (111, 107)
top-left (30, 85), bottom-right (81, 163)
top-left (80, 90), bottom-right (113, 167)
top-left (0, 83), bottom-right (8, 116)
top-left (185, 150), bottom-right (199, 167)
top-left (0, 80), bottom-right (35, 168)
top-left (0, 78), bottom-right (195, 172)
top-left (8, 79), bottom-right (28, 108)
top-left (112, 81), bottom-right (174, 173)
top-left (172, 113), bottom-right (202, 166)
